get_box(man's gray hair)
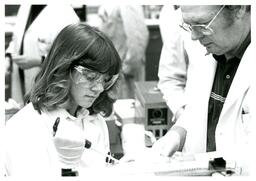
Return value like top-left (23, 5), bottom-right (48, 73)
top-left (224, 5), bottom-right (250, 12)
top-left (221, 5), bottom-right (250, 25)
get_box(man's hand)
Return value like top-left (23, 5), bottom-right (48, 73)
top-left (12, 54), bottom-right (42, 69)
top-left (152, 130), bottom-right (181, 157)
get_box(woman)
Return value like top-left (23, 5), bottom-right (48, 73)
top-left (3, 23), bottom-right (121, 176)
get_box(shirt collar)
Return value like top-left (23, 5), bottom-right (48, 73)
top-left (46, 107), bottom-right (90, 121)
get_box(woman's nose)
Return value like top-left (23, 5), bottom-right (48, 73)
top-left (91, 82), bottom-right (104, 93)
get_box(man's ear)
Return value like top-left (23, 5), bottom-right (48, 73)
top-left (236, 6), bottom-right (247, 19)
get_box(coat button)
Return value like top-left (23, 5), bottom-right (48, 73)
top-left (226, 75), bottom-right (230, 79)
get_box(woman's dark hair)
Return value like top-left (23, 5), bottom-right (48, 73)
top-left (25, 23), bottom-right (121, 116)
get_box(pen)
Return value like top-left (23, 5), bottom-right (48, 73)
top-left (52, 117), bottom-right (60, 137)
top-left (106, 152), bottom-right (110, 163)
top-left (106, 152), bottom-right (116, 164)
top-left (84, 139), bottom-right (119, 164)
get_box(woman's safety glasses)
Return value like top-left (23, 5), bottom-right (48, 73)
top-left (71, 65), bottom-right (119, 90)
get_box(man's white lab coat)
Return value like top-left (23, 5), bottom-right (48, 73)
top-left (175, 44), bottom-right (254, 174)
top-left (158, 6), bottom-right (206, 116)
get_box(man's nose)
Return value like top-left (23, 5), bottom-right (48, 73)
top-left (191, 29), bottom-right (204, 41)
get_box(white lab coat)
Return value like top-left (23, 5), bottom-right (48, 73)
top-left (6, 5), bottom-right (79, 105)
top-left (3, 103), bottom-right (110, 176)
top-left (244, 83), bottom-right (256, 175)
top-left (174, 44), bottom-right (255, 174)
top-left (158, 6), bottom-right (206, 115)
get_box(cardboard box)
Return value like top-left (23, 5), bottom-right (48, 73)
top-left (135, 81), bottom-right (173, 139)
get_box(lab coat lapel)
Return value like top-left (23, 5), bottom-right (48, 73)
top-left (196, 55), bottom-right (217, 152)
top-left (219, 45), bottom-right (253, 121)
top-left (182, 54), bottom-right (217, 153)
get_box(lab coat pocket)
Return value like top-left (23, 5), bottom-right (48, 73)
top-left (240, 109), bottom-right (252, 136)
top-left (81, 122), bottom-right (106, 166)
top-left (83, 121), bottom-right (101, 149)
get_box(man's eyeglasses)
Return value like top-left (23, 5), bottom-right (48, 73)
top-left (180, 5), bottom-right (225, 35)
top-left (71, 65), bottom-right (119, 90)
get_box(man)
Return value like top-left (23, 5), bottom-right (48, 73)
top-left (153, 5), bottom-right (253, 175)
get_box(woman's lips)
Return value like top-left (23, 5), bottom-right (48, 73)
top-left (85, 95), bottom-right (95, 98)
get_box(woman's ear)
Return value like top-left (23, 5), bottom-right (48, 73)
top-left (107, 73), bottom-right (123, 99)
